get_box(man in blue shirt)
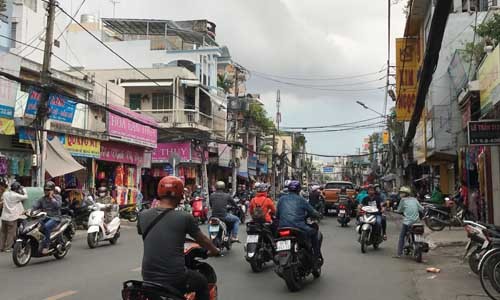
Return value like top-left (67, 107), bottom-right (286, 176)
top-left (277, 180), bottom-right (322, 260)
top-left (395, 186), bottom-right (424, 258)
top-left (32, 181), bottom-right (62, 254)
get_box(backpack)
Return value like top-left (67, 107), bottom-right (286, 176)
top-left (252, 197), bottom-right (267, 222)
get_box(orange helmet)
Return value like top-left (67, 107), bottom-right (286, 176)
top-left (157, 176), bottom-right (184, 200)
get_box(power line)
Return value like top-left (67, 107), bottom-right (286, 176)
top-left (288, 121), bottom-right (387, 134)
top-left (246, 68), bottom-right (386, 81)
top-left (280, 116), bottom-right (384, 130)
top-left (251, 73), bottom-right (386, 87)
top-left (55, 0), bottom-right (88, 41)
top-left (295, 150), bottom-right (388, 158)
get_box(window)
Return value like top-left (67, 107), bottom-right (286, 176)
top-left (24, 0), bottom-right (37, 12)
top-left (152, 93), bottom-right (173, 112)
top-left (10, 22), bottom-right (17, 48)
top-left (324, 182), bottom-right (354, 190)
top-left (129, 94), bottom-right (142, 110)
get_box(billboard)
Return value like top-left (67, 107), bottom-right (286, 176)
top-left (395, 38), bottom-right (420, 121)
top-left (478, 45), bottom-right (500, 116)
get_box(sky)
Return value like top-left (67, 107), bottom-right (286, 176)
top-left (61, 0), bottom-right (408, 157)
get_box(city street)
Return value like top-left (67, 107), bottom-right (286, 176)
top-left (0, 216), bottom-right (422, 300)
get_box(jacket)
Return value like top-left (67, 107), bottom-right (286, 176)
top-left (32, 195), bottom-right (62, 217)
top-left (276, 192), bottom-right (319, 232)
top-left (209, 191), bottom-right (235, 218)
top-left (249, 192), bottom-right (276, 223)
top-left (1, 189), bottom-right (28, 221)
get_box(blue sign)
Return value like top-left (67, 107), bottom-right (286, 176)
top-left (0, 104), bottom-right (14, 118)
top-left (163, 163), bottom-right (173, 175)
top-left (322, 167), bottom-right (334, 174)
top-left (248, 154), bottom-right (258, 169)
top-left (25, 88), bottom-right (77, 124)
top-left (258, 162), bottom-right (268, 174)
top-left (18, 127), bottom-right (65, 144)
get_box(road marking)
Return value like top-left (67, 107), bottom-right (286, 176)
top-left (43, 290), bottom-right (78, 300)
top-left (131, 267), bottom-right (141, 272)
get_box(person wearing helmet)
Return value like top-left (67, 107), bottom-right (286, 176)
top-left (0, 182), bottom-right (27, 252)
top-left (277, 180), bottom-right (322, 263)
top-left (95, 186), bottom-right (115, 233)
top-left (209, 181), bottom-right (240, 242)
top-left (394, 186), bottom-right (424, 258)
top-left (138, 176), bottom-right (219, 300)
top-left (32, 181), bottom-right (62, 254)
top-left (192, 185), bottom-right (203, 198)
top-left (249, 183), bottom-right (276, 223)
top-left (360, 184), bottom-right (387, 240)
top-left (308, 185), bottom-right (323, 214)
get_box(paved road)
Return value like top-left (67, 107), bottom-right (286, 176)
top-left (0, 215), bottom-right (422, 300)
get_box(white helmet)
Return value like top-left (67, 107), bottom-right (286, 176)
top-left (54, 186), bottom-right (61, 194)
top-left (311, 185), bottom-right (320, 191)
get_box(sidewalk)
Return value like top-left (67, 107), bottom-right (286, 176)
top-left (413, 246), bottom-right (488, 300)
top-left (425, 226), bottom-right (468, 249)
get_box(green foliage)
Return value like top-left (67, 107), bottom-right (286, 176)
top-left (246, 102), bottom-right (275, 135)
top-left (217, 73), bottom-right (233, 94)
top-left (292, 134), bottom-right (306, 152)
top-left (463, 41), bottom-right (486, 66)
top-left (475, 14), bottom-right (500, 46)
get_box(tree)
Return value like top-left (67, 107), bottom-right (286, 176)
top-left (245, 102), bottom-right (275, 135)
top-left (217, 73), bottom-right (234, 94)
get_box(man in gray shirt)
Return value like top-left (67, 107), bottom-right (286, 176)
top-left (138, 176), bottom-right (219, 300)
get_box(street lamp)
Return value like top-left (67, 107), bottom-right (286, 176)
top-left (356, 101), bottom-right (385, 118)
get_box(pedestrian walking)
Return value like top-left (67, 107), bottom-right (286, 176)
top-left (0, 182), bottom-right (28, 252)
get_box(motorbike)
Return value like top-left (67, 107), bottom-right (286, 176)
top-left (121, 239), bottom-right (218, 300)
top-left (337, 201), bottom-right (351, 227)
top-left (463, 220), bottom-right (500, 274)
top-left (357, 206), bottom-right (384, 253)
top-left (191, 196), bottom-right (208, 224)
top-left (423, 197), bottom-right (475, 231)
top-left (402, 223), bottom-right (429, 263)
top-left (119, 203), bottom-right (138, 222)
top-left (208, 216), bottom-right (235, 252)
top-left (13, 210), bottom-right (74, 267)
top-left (87, 203), bottom-right (121, 248)
top-left (245, 221), bottom-right (275, 272)
top-left (234, 196), bottom-right (248, 224)
top-left (274, 218), bottom-right (323, 292)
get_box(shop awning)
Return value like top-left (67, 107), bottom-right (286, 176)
top-left (45, 139), bottom-right (85, 178)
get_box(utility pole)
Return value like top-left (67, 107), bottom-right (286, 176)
top-left (231, 67), bottom-right (239, 195)
top-left (272, 89), bottom-right (280, 200)
top-left (36, 0), bottom-right (56, 187)
top-left (109, 0), bottom-right (120, 18)
top-left (383, 0), bottom-right (391, 118)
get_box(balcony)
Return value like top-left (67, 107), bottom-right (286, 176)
top-left (136, 108), bottom-right (219, 133)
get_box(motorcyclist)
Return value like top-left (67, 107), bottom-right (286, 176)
top-left (192, 185), bottom-right (203, 198)
top-left (338, 187), bottom-right (354, 215)
top-left (138, 176), bottom-right (219, 300)
top-left (32, 181), bottom-right (62, 254)
top-left (394, 186), bottom-right (424, 258)
top-left (277, 180), bottom-right (322, 263)
top-left (249, 183), bottom-right (276, 224)
top-left (308, 185), bottom-right (322, 211)
top-left (356, 186), bottom-right (368, 204)
top-left (209, 181), bottom-right (240, 242)
top-left (95, 186), bottom-right (115, 233)
top-left (360, 185), bottom-right (387, 240)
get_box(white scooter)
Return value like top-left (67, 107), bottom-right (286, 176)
top-left (87, 203), bottom-right (121, 248)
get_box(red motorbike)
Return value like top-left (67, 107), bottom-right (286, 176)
top-left (191, 196), bottom-right (209, 224)
top-left (122, 239), bottom-right (218, 300)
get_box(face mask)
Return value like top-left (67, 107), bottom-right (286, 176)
top-left (99, 193), bottom-right (106, 197)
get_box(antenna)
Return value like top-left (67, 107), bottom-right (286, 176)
top-left (108, 0), bottom-right (120, 18)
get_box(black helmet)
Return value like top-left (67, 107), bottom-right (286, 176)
top-left (10, 182), bottom-right (22, 193)
top-left (0, 178), bottom-right (7, 188)
top-left (44, 181), bottom-right (55, 191)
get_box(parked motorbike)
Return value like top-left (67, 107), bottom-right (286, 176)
top-left (13, 210), bottom-right (74, 267)
top-left (191, 196), bottom-right (208, 224)
top-left (87, 203), bottom-right (121, 248)
top-left (478, 241), bottom-right (500, 300)
top-left (119, 203), bottom-right (138, 222)
top-left (208, 217), bottom-right (235, 252)
top-left (402, 223), bottom-right (429, 263)
top-left (245, 221), bottom-right (275, 272)
top-left (274, 219), bottom-right (323, 292)
top-left (121, 239), bottom-right (218, 300)
top-left (357, 206), bottom-right (384, 253)
top-left (423, 197), bottom-right (474, 231)
top-left (337, 201), bottom-right (351, 227)
top-left (463, 220), bottom-right (500, 274)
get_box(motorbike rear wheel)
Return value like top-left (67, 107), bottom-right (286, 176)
top-left (424, 217), bottom-right (446, 231)
top-left (479, 249), bottom-right (500, 298)
top-left (360, 230), bottom-right (368, 254)
top-left (414, 245), bottom-right (422, 263)
top-left (54, 236), bottom-right (70, 259)
top-left (250, 257), bottom-right (264, 273)
top-left (127, 213), bottom-right (138, 223)
top-left (469, 248), bottom-right (482, 275)
top-left (283, 266), bottom-right (303, 292)
top-left (87, 232), bottom-right (99, 249)
top-left (13, 241), bottom-right (31, 267)
top-left (109, 228), bottom-right (120, 245)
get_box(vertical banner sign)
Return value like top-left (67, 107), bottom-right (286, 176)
top-left (395, 38), bottom-right (420, 121)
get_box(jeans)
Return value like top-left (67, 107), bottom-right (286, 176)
top-left (171, 270), bottom-right (210, 300)
top-left (302, 226), bottom-right (322, 259)
top-left (41, 218), bottom-right (59, 249)
top-left (223, 213), bottom-right (240, 238)
top-left (397, 224), bottom-right (410, 256)
top-left (375, 215), bottom-right (387, 235)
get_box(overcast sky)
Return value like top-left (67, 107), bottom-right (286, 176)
top-left (63, 0), bottom-right (407, 159)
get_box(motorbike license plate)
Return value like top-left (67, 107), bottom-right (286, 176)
top-left (339, 210), bottom-right (346, 214)
top-left (414, 234), bottom-right (425, 243)
top-left (276, 240), bottom-right (291, 251)
top-left (246, 235), bottom-right (259, 243)
top-left (209, 225), bottom-right (219, 233)
top-left (328, 209), bottom-right (337, 213)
